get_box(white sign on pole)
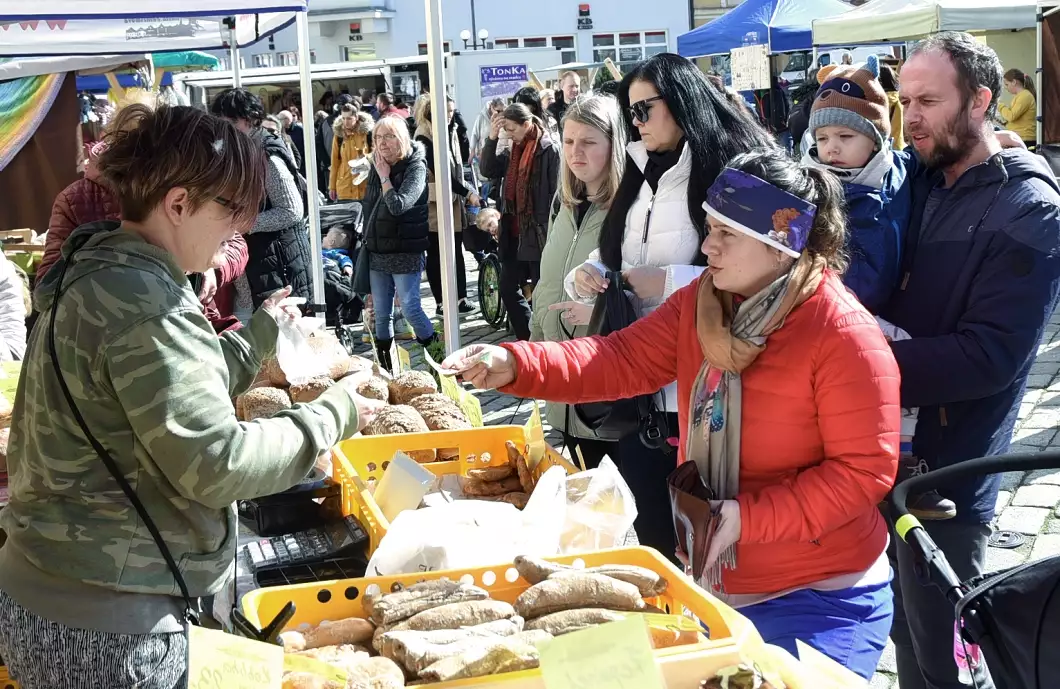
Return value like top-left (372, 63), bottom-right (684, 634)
top-left (730, 44), bottom-right (770, 91)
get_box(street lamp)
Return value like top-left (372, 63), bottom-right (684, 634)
top-left (460, 27), bottom-right (489, 50)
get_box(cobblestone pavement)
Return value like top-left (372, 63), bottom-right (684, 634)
top-left (351, 252), bottom-right (1060, 686)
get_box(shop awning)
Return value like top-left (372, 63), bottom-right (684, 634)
top-left (677, 0), bottom-right (856, 57)
top-left (813, 0), bottom-right (1037, 46)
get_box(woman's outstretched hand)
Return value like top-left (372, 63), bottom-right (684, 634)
top-left (440, 344), bottom-right (517, 390)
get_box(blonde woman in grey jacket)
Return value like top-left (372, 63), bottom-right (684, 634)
top-left (530, 94), bottom-right (626, 468)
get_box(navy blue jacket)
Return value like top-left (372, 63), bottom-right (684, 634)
top-left (842, 151), bottom-right (911, 312)
top-left (882, 149), bottom-right (1060, 523)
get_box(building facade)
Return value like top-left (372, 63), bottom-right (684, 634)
top-left (223, 0), bottom-right (692, 70)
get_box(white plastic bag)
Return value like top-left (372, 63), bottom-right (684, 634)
top-left (274, 307), bottom-right (329, 386)
top-left (560, 457), bottom-right (638, 553)
top-left (365, 466), bottom-right (569, 576)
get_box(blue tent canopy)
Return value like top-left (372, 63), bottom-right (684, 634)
top-left (677, 0), bottom-right (853, 57)
top-left (76, 72), bottom-right (173, 92)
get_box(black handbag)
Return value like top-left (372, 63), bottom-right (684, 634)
top-left (571, 271), bottom-right (670, 450)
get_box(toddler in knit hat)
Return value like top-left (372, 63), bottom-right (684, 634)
top-left (802, 54), bottom-right (910, 313)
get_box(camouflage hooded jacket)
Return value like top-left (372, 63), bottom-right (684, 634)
top-left (1, 221), bottom-right (359, 599)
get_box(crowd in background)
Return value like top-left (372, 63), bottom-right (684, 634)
top-left (0, 31), bottom-right (1051, 689)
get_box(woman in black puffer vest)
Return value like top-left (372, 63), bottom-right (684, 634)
top-left (211, 88), bottom-right (313, 316)
top-left (362, 115), bottom-right (435, 371)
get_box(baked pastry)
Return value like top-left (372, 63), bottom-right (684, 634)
top-left (356, 377), bottom-right (391, 402)
top-left (363, 405), bottom-right (435, 463)
top-left (388, 371), bottom-right (438, 406)
top-left (290, 377), bottom-right (333, 404)
top-left (241, 387), bottom-right (293, 421)
top-left (408, 394), bottom-right (471, 460)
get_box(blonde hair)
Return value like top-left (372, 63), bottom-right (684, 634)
top-left (374, 115), bottom-right (412, 159)
top-left (558, 94), bottom-right (626, 209)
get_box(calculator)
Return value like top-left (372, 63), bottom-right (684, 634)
top-left (243, 515), bottom-right (369, 573)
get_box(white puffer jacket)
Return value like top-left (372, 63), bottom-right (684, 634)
top-left (564, 140), bottom-right (703, 413)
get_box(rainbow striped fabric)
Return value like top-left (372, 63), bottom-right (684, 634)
top-left (0, 71), bottom-right (66, 173)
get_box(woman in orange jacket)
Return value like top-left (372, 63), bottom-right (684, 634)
top-left (443, 149), bottom-right (900, 680)
top-left (330, 106), bottom-right (374, 202)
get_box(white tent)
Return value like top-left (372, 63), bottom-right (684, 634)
top-left (0, 13), bottom-right (294, 56)
top-left (0, 0), bottom-right (329, 314)
top-left (813, 0), bottom-right (1037, 45)
top-left (0, 54), bottom-right (148, 80)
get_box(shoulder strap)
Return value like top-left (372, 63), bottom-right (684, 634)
top-left (46, 257), bottom-right (199, 626)
top-left (549, 191), bottom-right (563, 225)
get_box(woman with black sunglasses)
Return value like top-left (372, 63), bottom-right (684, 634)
top-left (565, 53), bottom-right (776, 562)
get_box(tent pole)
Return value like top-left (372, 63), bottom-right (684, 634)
top-left (1038, 5), bottom-right (1044, 148)
top-left (230, 27), bottom-right (241, 87)
top-left (425, 0), bottom-right (460, 354)
top-left (297, 11), bottom-right (326, 314)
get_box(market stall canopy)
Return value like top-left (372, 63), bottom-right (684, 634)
top-left (153, 50), bottom-right (219, 70)
top-left (677, 0), bottom-right (855, 57)
top-left (0, 53), bottom-right (146, 80)
top-left (812, 0), bottom-right (1037, 46)
top-left (0, 7), bottom-right (300, 56)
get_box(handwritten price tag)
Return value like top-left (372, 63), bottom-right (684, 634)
top-left (539, 616), bottom-right (664, 689)
top-left (397, 345), bottom-right (412, 372)
top-left (524, 403), bottom-right (547, 467)
top-left (456, 388), bottom-right (484, 427)
top-left (283, 654), bottom-right (347, 685)
top-left (187, 626), bottom-right (284, 689)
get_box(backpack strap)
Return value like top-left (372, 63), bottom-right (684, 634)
top-left (549, 191), bottom-right (563, 225)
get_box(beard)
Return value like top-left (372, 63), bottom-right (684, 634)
top-left (911, 103), bottom-right (983, 169)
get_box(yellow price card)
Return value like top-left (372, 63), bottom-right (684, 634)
top-left (524, 402), bottom-right (547, 468)
top-left (187, 626), bottom-right (284, 689)
top-left (283, 654), bottom-right (347, 686)
top-left (456, 388), bottom-right (484, 427)
top-left (397, 345), bottom-right (412, 372)
top-left (539, 616), bottom-right (664, 689)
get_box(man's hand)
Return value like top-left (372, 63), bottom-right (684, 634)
top-left (198, 268), bottom-right (218, 305)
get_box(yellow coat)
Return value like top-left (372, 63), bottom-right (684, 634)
top-left (886, 91), bottom-right (905, 151)
top-left (330, 113), bottom-right (373, 201)
top-left (999, 89), bottom-right (1037, 143)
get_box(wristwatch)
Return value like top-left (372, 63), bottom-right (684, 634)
top-left (380, 177), bottom-right (390, 185)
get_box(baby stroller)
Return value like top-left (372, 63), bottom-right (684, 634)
top-left (891, 451), bottom-right (1060, 689)
top-left (319, 202), bottom-right (365, 352)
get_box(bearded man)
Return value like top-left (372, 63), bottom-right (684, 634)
top-left (881, 31), bottom-right (1060, 689)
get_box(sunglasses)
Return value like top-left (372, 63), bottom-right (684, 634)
top-left (629, 95), bottom-right (665, 124)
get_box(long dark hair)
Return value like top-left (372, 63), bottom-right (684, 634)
top-left (600, 53), bottom-right (777, 270)
top-left (513, 86), bottom-right (548, 123)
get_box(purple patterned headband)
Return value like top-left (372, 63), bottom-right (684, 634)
top-left (702, 168), bottom-right (817, 258)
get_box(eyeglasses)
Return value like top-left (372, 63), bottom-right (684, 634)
top-left (215, 196), bottom-right (244, 216)
top-left (376, 133), bottom-right (400, 144)
top-left (629, 96), bottom-right (665, 124)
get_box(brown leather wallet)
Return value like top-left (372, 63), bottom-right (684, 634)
top-left (668, 460), bottom-right (719, 587)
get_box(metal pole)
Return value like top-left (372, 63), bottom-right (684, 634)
top-left (1038, 5), bottom-right (1045, 149)
top-left (470, 0), bottom-right (478, 50)
top-left (426, 0), bottom-right (461, 353)
top-left (229, 27), bottom-right (241, 87)
top-left (297, 11), bottom-right (327, 313)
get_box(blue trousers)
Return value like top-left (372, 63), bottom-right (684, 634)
top-left (369, 269), bottom-right (434, 342)
top-left (738, 578), bottom-right (894, 681)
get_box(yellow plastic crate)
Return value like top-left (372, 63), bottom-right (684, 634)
top-left (0, 666), bottom-right (18, 689)
top-left (332, 425), bottom-right (579, 556)
top-left (241, 546), bottom-right (764, 689)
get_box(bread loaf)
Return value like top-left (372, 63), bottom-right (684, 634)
top-left (363, 406), bottom-right (435, 463)
top-left (388, 371), bottom-right (438, 406)
top-left (290, 377), bottom-right (334, 404)
top-left (408, 394), bottom-right (471, 460)
top-left (356, 377), bottom-right (391, 402)
top-left (241, 387), bottom-right (293, 421)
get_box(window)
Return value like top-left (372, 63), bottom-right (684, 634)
top-left (417, 41), bottom-right (452, 55)
top-left (523, 37), bottom-right (546, 48)
top-left (495, 38), bottom-right (520, 50)
top-left (252, 53), bottom-right (272, 68)
top-left (592, 31), bottom-right (667, 63)
top-left (552, 35), bottom-right (576, 64)
top-left (277, 51), bottom-right (298, 67)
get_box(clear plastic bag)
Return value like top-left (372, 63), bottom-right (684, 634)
top-left (274, 302), bottom-right (329, 386)
top-left (560, 457), bottom-right (638, 553)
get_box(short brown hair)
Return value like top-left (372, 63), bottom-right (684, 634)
top-left (96, 106), bottom-right (266, 232)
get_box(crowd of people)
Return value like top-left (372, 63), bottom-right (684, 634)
top-left (0, 28), bottom-right (1052, 689)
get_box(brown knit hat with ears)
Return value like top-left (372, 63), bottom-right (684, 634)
top-left (809, 54), bottom-right (891, 145)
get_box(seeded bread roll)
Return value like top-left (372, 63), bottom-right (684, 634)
top-left (290, 377), bottom-right (334, 404)
top-left (388, 371), bottom-right (438, 406)
top-left (241, 387), bottom-right (293, 421)
top-left (409, 394), bottom-right (471, 460)
top-left (357, 377), bottom-right (391, 402)
top-left (306, 333), bottom-right (354, 380)
top-left (363, 406), bottom-right (436, 463)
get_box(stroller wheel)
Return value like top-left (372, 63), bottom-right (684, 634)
top-left (336, 323), bottom-right (358, 356)
top-left (478, 254), bottom-right (507, 330)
